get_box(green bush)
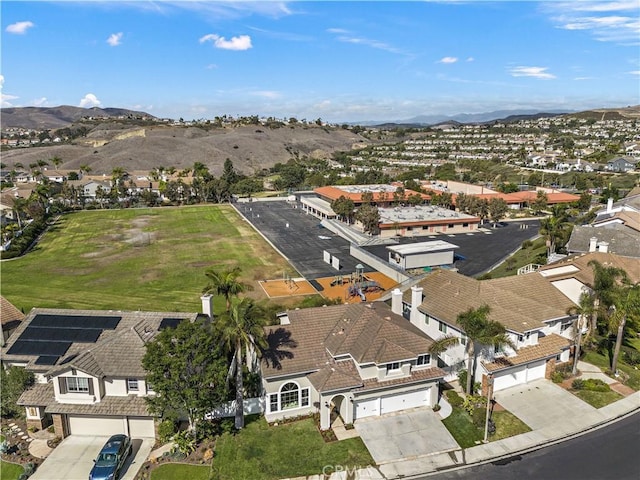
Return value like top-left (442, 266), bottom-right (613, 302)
top-left (551, 371), bottom-right (565, 383)
top-left (157, 419), bottom-right (178, 443)
top-left (582, 378), bottom-right (611, 392)
top-left (571, 379), bottom-right (584, 390)
top-left (521, 239), bottom-right (533, 249)
top-left (445, 390), bottom-right (464, 407)
top-left (621, 346), bottom-right (640, 366)
top-left (472, 407), bottom-right (487, 428)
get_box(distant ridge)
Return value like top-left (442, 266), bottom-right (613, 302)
top-left (1, 105), bottom-right (155, 130)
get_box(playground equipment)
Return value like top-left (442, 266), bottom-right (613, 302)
top-left (344, 264), bottom-right (383, 302)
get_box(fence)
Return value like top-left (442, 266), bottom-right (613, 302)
top-left (205, 397), bottom-right (265, 419)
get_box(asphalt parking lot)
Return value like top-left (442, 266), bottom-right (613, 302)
top-left (237, 200), bottom-right (540, 279)
top-left (236, 200), bottom-right (377, 279)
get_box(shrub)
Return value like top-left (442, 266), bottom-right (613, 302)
top-left (172, 430), bottom-right (196, 456)
top-left (432, 403), bottom-right (441, 412)
top-left (621, 346), bottom-right (640, 367)
top-left (551, 371), bottom-right (565, 383)
top-left (445, 390), bottom-right (464, 407)
top-left (521, 239), bottom-right (533, 249)
top-left (23, 462), bottom-right (36, 476)
top-left (582, 378), bottom-right (611, 392)
top-left (157, 419), bottom-right (177, 443)
top-left (0, 440), bottom-right (9, 454)
top-left (472, 407), bottom-right (487, 428)
top-left (571, 379), bottom-right (584, 390)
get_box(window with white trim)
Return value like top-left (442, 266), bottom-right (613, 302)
top-left (67, 377), bottom-right (90, 393)
top-left (127, 379), bottom-right (139, 392)
top-left (439, 322), bottom-right (447, 333)
top-left (416, 354), bottom-right (431, 366)
top-left (386, 362), bottom-right (401, 373)
top-left (268, 382), bottom-right (310, 413)
top-left (460, 335), bottom-right (467, 346)
top-left (27, 407), bottom-right (39, 417)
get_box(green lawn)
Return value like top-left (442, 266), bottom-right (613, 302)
top-left (491, 410), bottom-right (531, 441)
top-left (442, 407), bottom-right (531, 448)
top-left (0, 460), bottom-right (24, 480)
top-left (573, 389), bottom-right (623, 408)
top-left (212, 416), bottom-right (373, 480)
top-left (150, 463), bottom-right (211, 480)
top-left (442, 408), bottom-right (483, 448)
top-left (1, 206), bottom-right (296, 313)
top-left (483, 237), bottom-right (547, 279)
top-left (583, 351), bottom-right (640, 391)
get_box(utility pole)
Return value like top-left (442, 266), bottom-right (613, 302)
top-left (484, 373), bottom-right (494, 443)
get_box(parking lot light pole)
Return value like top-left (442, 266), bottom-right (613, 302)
top-left (484, 373), bottom-right (494, 443)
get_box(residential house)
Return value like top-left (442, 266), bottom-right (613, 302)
top-left (566, 225), bottom-right (640, 258)
top-left (606, 157), bottom-right (638, 173)
top-left (2, 307), bottom-right (202, 438)
top-left (261, 302), bottom-right (446, 430)
top-left (0, 296), bottom-right (24, 346)
top-left (393, 268), bottom-right (578, 393)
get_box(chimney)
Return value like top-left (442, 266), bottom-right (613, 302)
top-left (410, 285), bottom-right (423, 325)
top-left (391, 288), bottom-right (403, 315)
top-left (200, 294), bottom-right (213, 319)
top-left (589, 237), bottom-right (598, 253)
top-left (606, 197), bottom-right (613, 213)
top-left (598, 242), bottom-right (609, 253)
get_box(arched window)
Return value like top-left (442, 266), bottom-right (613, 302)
top-left (280, 382), bottom-right (299, 410)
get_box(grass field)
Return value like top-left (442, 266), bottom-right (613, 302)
top-left (0, 460), bottom-right (23, 480)
top-left (1, 205), bottom-right (298, 314)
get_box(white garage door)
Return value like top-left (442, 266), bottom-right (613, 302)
top-left (355, 398), bottom-right (379, 418)
top-left (526, 360), bottom-right (546, 382)
top-left (493, 367), bottom-right (526, 391)
top-left (128, 417), bottom-right (155, 438)
top-left (380, 388), bottom-right (429, 415)
top-left (68, 416), bottom-right (125, 436)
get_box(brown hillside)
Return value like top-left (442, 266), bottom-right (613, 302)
top-left (1, 124), bottom-right (371, 175)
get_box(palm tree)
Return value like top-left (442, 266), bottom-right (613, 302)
top-left (566, 292), bottom-right (595, 375)
top-left (217, 297), bottom-right (267, 429)
top-left (429, 305), bottom-right (515, 395)
top-left (202, 266), bottom-right (253, 311)
top-left (608, 284), bottom-right (640, 375)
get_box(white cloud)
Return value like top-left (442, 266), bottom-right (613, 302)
top-left (79, 93), bottom-right (102, 108)
top-left (6, 21), bottom-right (34, 34)
top-left (466, 57), bottom-right (474, 62)
top-left (438, 57), bottom-right (458, 64)
top-left (0, 74), bottom-right (4, 89)
top-left (544, 1), bottom-right (639, 45)
top-left (199, 34), bottom-right (252, 50)
top-left (509, 66), bottom-right (556, 79)
top-left (32, 97), bottom-right (49, 107)
top-left (1, 94), bottom-right (19, 108)
top-left (328, 28), bottom-right (407, 55)
top-left (107, 32), bottom-right (123, 46)
top-left (629, 70), bottom-right (640, 76)
top-left (205, 64), bottom-right (218, 70)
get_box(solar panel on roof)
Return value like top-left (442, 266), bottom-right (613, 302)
top-left (7, 340), bottom-right (72, 357)
top-left (30, 314), bottom-right (121, 330)
top-left (35, 355), bottom-right (60, 365)
top-left (160, 318), bottom-right (183, 330)
top-left (20, 327), bottom-right (101, 343)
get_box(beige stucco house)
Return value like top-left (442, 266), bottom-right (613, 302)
top-left (2, 308), bottom-right (199, 439)
top-left (261, 302), bottom-right (446, 430)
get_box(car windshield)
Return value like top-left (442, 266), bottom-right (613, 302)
top-left (95, 452), bottom-right (117, 467)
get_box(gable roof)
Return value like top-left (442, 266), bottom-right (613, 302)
top-left (1, 296), bottom-right (25, 328)
top-left (411, 269), bottom-right (575, 334)
top-left (261, 302), bottom-right (436, 379)
top-left (536, 252), bottom-right (640, 287)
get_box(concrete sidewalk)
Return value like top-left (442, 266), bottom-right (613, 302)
top-left (290, 379), bottom-right (640, 480)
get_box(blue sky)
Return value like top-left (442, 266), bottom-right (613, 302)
top-left (2, 1), bottom-right (639, 123)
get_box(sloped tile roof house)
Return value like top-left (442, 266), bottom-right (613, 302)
top-left (1, 308), bottom-right (199, 438)
top-left (261, 302), bottom-right (445, 429)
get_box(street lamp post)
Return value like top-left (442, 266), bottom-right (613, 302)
top-left (484, 373), bottom-right (494, 443)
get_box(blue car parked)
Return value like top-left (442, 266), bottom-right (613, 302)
top-left (89, 434), bottom-right (132, 480)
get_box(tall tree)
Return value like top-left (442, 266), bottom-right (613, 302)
top-left (429, 305), bottom-right (515, 395)
top-left (355, 203), bottom-right (380, 234)
top-left (487, 197), bottom-right (508, 226)
top-left (608, 284), bottom-right (639, 375)
top-left (216, 297), bottom-right (267, 429)
top-left (566, 292), bottom-right (595, 375)
top-left (331, 195), bottom-right (355, 224)
top-left (143, 320), bottom-right (228, 434)
top-left (203, 266), bottom-right (253, 311)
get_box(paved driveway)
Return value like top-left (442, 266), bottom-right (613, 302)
top-left (494, 378), bottom-right (600, 431)
top-left (31, 435), bottom-right (154, 480)
top-left (355, 408), bottom-right (459, 464)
